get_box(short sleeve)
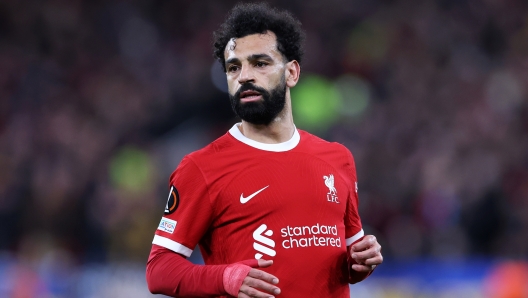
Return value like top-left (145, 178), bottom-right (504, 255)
top-left (343, 149), bottom-right (364, 246)
top-left (152, 156), bottom-right (213, 257)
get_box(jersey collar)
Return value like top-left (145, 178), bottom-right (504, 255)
top-left (228, 123), bottom-right (300, 152)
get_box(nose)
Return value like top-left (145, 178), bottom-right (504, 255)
top-left (238, 65), bottom-right (255, 84)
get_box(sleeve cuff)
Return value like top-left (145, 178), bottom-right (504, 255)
top-left (345, 229), bottom-right (364, 246)
top-left (152, 235), bottom-right (193, 257)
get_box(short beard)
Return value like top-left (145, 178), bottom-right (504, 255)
top-left (229, 76), bottom-right (286, 125)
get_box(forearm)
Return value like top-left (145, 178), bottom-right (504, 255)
top-left (146, 244), bottom-right (228, 297)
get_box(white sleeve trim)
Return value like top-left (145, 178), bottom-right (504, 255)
top-left (152, 235), bottom-right (193, 257)
top-left (346, 229), bottom-right (364, 246)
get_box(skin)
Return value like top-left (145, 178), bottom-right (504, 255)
top-left (238, 259), bottom-right (280, 298)
top-left (223, 31), bottom-right (383, 298)
top-left (350, 235), bottom-right (383, 272)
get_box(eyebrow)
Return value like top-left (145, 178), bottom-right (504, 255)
top-left (225, 54), bottom-right (274, 66)
top-left (248, 54), bottom-right (273, 61)
top-left (225, 57), bottom-right (240, 65)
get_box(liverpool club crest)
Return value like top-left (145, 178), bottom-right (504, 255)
top-left (323, 174), bottom-right (339, 203)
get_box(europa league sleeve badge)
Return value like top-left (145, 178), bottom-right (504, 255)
top-left (164, 185), bottom-right (180, 215)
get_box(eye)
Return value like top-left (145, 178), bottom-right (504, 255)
top-left (256, 61), bottom-right (268, 67)
top-left (227, 65), bottom-right (240, 73)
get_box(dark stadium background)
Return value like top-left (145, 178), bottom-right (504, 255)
top-left (1, 0), bottom-right (527, 297)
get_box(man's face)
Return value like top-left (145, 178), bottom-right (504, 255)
top-left (224, 31), bottom-right (287, 125)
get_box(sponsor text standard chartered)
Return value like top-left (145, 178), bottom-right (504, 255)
top-left (281, 224), bottom-right (341, 249)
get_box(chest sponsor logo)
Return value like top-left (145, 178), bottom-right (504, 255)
top-left (253, 224), bottom-right (276, 259)
top-left (323, 174), bottom-right (339, 203)
top-left (252, 223), bottom-right (341, 259)
top-left (240, 185), bottom-right (269, 204)
top-left (158, 217), bottom-right (177, 234)
top-left (281, 224), bottom-right (341, 249)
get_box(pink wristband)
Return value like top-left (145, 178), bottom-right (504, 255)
top-left (223, 263), bottom-right (252, 296)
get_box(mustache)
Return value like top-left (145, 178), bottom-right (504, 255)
top-left (234, 83), bottom-right (269, 100)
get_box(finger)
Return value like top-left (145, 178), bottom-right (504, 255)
top-left (351, 235), bottom-right (377, 252)
top-left (242, 276), bottom-right (281, 296)
top-left (351, 264), bottom-right (377, 272)
top-left (239, 286), bottom-right (275, 298)
top-left (238, 290), bottom-right (274, 298)
top-left (257, 259), bottom-right (273, 268)
top-left (248, 268), bottom-right (279, 285)
top-left (363, 255), bottom-right (383, 266)
top-left (351, 244), bottom-right (381, 262)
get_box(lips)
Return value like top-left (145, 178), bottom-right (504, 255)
top-left (240, 90), bottom-right (261, 98)
top-left (239, 90), bottom-right (262, 102)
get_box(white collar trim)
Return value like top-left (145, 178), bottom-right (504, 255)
top-left (228, 123), bottom-right (300, 152)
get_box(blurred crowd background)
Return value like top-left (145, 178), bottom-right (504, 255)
top-left (1, 0), bottom-right (528, 297)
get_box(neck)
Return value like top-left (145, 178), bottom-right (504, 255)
top-left (238, 97), bottom-right (295, 144)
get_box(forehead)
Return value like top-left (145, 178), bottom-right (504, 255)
top-left (224, 31), bottom-right (281, 61)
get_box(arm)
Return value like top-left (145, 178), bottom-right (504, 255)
top-left (149, 157), bottom-right (280, 297)
top-left (146, 244), bottom-right (227, 296)
top-left (146, 244), bottom-right (281, 297)
top-left (340, 147), bottom-right (383, 283)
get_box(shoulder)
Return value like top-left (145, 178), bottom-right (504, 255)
top-left (169, 132), bottom-right (236, 183)
top-left (177, 131), bottom-right (243, 176)
top-left (298, 130), bottom-right (353, 159)
top-left (185, 132), bottom-right (234, 160)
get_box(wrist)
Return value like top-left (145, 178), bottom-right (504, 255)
top-left (223, 263), bottom-right (252, 296)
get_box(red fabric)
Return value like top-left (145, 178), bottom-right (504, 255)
top-left (235, 259), bottom-right (259, 267)
top-left (151, 125), bottom-right (367, 297)
top-left (146, 244), bottom-right (229, 297)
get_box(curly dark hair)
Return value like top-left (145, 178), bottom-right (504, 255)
top-left (213, 2), bottom-right (305, 72)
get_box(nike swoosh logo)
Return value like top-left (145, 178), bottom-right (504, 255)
top-left (240, 185), bottom-right (269, 204)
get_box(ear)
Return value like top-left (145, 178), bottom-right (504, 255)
top-left (285, 60), bottom-right (300, 88)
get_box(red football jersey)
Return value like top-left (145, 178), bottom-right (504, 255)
top-left (153, 124), bottom-right (364, 297)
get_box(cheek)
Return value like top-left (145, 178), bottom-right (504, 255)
top-left (267, 66), bottom-right (286, 86)
top-left (226, 79), bottom-right (239, 95)
top-left (268, 74), bottom-right (282, 89)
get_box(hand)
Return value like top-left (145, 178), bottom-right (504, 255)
top-left (238, 259), bottom-right (280, 298)
top-left (350, 235), bottom-right (383, 272)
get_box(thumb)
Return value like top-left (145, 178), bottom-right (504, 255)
top-left (236, 258), bottom-right (273, 268)
top-left (236, 258), bottom-right (260, 268)
top-left (257, 259), bottom-right (273, 268)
